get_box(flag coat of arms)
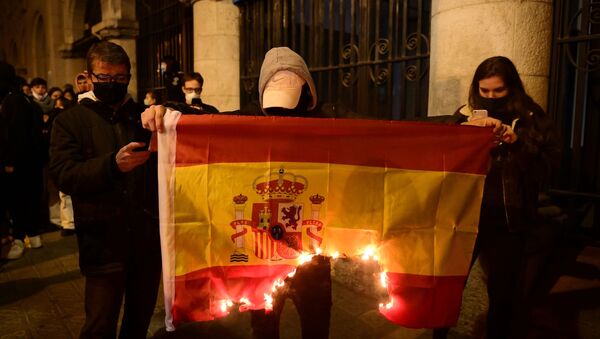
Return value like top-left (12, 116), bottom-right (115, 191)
top-left (157, 112), bottom-right (494, 331)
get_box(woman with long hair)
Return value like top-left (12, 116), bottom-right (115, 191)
top-left (453, 56), bottom-right (561, 338)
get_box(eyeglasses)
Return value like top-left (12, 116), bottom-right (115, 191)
top-left (183, 87), bottom-right (202, 94)
top-left (91, 72), bottom-right (131, 84)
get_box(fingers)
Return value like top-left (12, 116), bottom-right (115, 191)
top-left (116, 142), bottom-right (151, 172)
top-left (124, 141), bottom-right (147, 151)
top-left (141, 106), bottom-right (156, 131)
top-left (462, 117), bottom-right (501, 130)
top-left (141, 105), bottom-right (167, 132)
top-left (155, 105), bottom-right (166, 133)
top-left (501, 125), bottom-right (518, 144)
top-left (462, 117), bottom-right (518, 144)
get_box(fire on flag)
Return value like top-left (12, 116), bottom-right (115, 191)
top-left (157, 112), bottom-right (494, 330)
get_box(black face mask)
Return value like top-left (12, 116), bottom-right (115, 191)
top-left (93, 82), bottom-right (128, 105)
top-left (477, 96), bottom-right (509, 113)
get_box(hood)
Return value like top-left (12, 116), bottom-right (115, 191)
top-left (258, 47), bottom-right (317, 113)
top-left (78, 90), bottom-right (98, 103)
top-left (458, 105), bottom-right (473, 118)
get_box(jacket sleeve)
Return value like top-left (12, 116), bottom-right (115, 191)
top-left (507, 111), bottom-right (561, 183)
top-left (420, 106), bottom-right (469, 124)
top-left (49, 112), bottom-right (120, 196)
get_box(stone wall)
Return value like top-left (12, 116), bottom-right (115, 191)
top-left (428, 0), bottom-right (553, 116)
top-left (193, 0), bottom-right (240, 112)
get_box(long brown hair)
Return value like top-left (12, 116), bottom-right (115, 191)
top-left (468, 56), bottom-right (544, 119)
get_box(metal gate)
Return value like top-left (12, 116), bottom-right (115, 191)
top-left (548, 0), bottom-right (600, 235)
top-left (238, 0), bottom-right (431, 120)
top-left (136, 0), bottom-right (193, 102)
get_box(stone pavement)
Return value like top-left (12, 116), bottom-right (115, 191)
top-left (1, 230), bottom-right (599, 339)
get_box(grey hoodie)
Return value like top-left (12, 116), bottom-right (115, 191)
top-left (258, 47), bottom-right (318, 113)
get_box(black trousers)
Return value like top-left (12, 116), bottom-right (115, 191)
top-left (250, 255), bottom-right (332, 339)
top-left (79, 232), bottom-right (162, 339)
top-left (478, 225), bottom-right (529, 339)
top-left (5, 168), bottom-right (44, 240)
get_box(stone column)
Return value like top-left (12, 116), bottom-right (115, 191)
top-left (92, 19), bottom-right (139, 100)
top-left (191, 0), bottom-right (240, 111)
top-left (92, 0), bottom-right (139, 99)
top-left (428, 0), bottom-right (553, 116)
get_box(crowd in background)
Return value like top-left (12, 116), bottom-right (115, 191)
top-left (0, 44), bottom-right (561, 339)
top-left (0, 65), bottom-right (93, 260)
top-left (0, 56), bottom-right (219, 261)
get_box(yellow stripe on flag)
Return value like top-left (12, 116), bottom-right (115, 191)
top-left (172, 162), bottom-right (484, 277)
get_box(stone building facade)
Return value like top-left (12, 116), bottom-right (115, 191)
top-left (0, 0), bottom-right (552, 114)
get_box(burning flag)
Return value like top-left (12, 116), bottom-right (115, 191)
top-left (157, 112), bottom-right (493, 330)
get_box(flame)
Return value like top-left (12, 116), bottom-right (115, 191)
top-left (239, 297), bottom-right (251, 306)
top-left (287, 269), bottom-right (297, 278)
top-left (315, 247), bottom-right (322, 255)
top-left (264, 293), bottom-right (273, 311)
top-left (379, 297), bottom-right (394, 310)
top-left (297, 252), bottom-right (314, 265)
top-left (361, 245), bottom-right (377, 261)
top-left (220, 299), bottom-right (231, 313)
top-left (331, 251), bottom-right (340, 259)
top-left (379, 272), bottom-right (387, 288)
top-left (271, 278), bottom-right (285, 293)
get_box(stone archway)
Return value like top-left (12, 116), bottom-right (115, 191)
top-left (65, 0), bottom-right (88, 44)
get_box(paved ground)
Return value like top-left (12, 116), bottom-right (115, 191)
top-left (1, 229), bottom-right (598, 339)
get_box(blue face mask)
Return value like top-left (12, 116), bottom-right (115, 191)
top-left (93, 82), bottom-right (128, 105)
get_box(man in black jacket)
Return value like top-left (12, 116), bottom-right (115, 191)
top-left (50, 41), bottom-right (161, 339)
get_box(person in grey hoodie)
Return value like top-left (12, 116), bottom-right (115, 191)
top-left (141, 47), bottom-right (332, 339)
top-left (249, 47), bottom-right (331, 339)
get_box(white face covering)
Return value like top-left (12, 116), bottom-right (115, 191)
top-left (32, 91), bottom-right (48, 101)
top-left (185, 92), bottom-right (201, 105)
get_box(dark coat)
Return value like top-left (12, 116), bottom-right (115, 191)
top-left (49, 97), bottom-right (157, 275)
top-left (0, 91), bottom-right (46, 169)
top-left (446, 105), bottom-right (561, 232)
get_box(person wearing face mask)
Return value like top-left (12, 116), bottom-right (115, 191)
top-left (30, 77), bottom-right (54, 114)
top-left (49, 41), bottom-right (162, 338)
top-left (181, 72), bottom-right (219, 113)
top-left (430, 56), bottom-right (561, 339)
top-left (143, 89), bottom-right (161, 107)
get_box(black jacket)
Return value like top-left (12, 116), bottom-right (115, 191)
top-left (0, 91), bottom-right (46, 169)
top-left (49, 97), bottom-right (157, 275)
top-left (444, 105), bottom-right (561, 232)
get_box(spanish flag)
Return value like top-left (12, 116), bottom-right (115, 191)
top-left (157, 111), bottom-right (494, 330)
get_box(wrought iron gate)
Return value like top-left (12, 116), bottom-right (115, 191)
top-left (136, 0), bottom-right (193, 102)
top-left (238, 0), bottom-right (431, 120)
top-left (549, 0), bottom-right (600, 235)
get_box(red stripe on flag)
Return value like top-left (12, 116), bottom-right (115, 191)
top-left (380, 273), bottom-right (467, 328)
top-left (174, 115), bottom-right (494, 175)
top-left (172, 265), bottom-right (295, 326)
